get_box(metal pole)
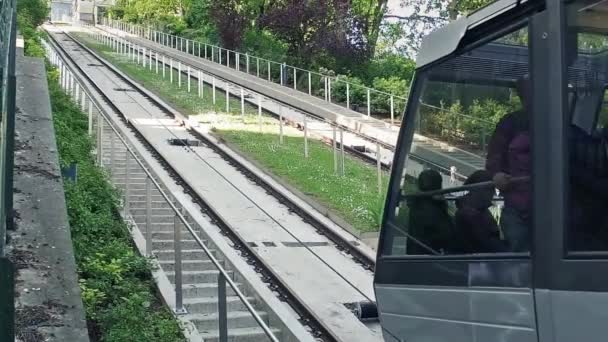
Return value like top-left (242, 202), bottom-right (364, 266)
top-left (390, 95), bottom-right (395, 126)
top-left (88, 101), bottom-right (93, 136)
top-left (187, 67), bottom-right (191, 92)
top-left (304, 114), bottom-right (309, 158)
top-left (124, 152), bottom-right (130, 217)
top-left (97, 115), bottom-right (103, 166)
top-left (149, 51), bottom-right (152, 71)
top-left (186, 39), bottom-right (189, 54)
top-left (246, 54), bottom-right (250, 73)
top-left (156, 53), bottom-right (159, 74)
top-left (367, 89), bottom-right (371, 117)
top-left (198, 42), bottom-right (201, 57)
top-left (240, 87), bottom-right (245, 117)
top-left (258, 95), bottom-right (263, 132)
top-left (340, 128), bottom-right (345, 176)
top-left (170, 59), bottom-right (174, 83)
top-left (212, 46), bottom-right (215, 63)
top-left (163, 55), bottom-right (166, 78)
top-left (226, 85), bottom-right (230, 112)
top-left (279, 106), bottom-right (284, 144)
top-left (293, 68), bottom-right (297, 90)
top-left (145, 177), bottom-right (152, 256)
top-left (328, 78), bottom-right (332, 102)
top-left (268, 61), bottom-right (271, 81)
top-left (333, 125), bottom-right (338, 174)
top-left (218, 273), bottom-right (228, 342)
top-left (173, 215), bottom-right (184, 314)
top-left (346, 83), bottom-right (350, 109)
top-left (212, 77), bottom-right (216, 104)
top-left (198, 71), bottom-right (203, 98)
top-left (308, 72), bottom-right (312, 95)
top-left (377, 143), bottom-right (382, 193)
top-left (205, 44), bottom-right (208, 59)
top-left (257, 58), bottom-right (260, 78)
top-left (236, 53), bottom-right (239, 71)
top-left (219, 48), bottom-right (222, 65)
top-left (280, 63), bottom-right (284, 86)
top-left (227, 51), bottom-right (230, 68)
top-left (178, 62), bottom-right (182, 88)
top-left (324, 77), bottom-right (328, 101)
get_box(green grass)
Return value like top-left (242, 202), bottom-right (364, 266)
top-left (74, 33), bottom-right (409, 232)
top-left (47, 65), bottom-right (185, 342)
top-left (74, 33), bottom-right (257, 116)
top-left (217, 130), bottom-right (396, 232)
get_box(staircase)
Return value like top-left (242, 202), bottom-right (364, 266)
top-left (99, 124), bottom-right (279, 341)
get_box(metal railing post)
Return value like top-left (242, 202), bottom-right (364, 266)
top-left (145, 177), bottom-right (152, 256)
top-left (174, 214), bottom-right (185, 314)
top-left (346, 83), bottom-right (350, 109)
top-left (328, 78), bottom-right (332, 102)
top-left (170, 58), bottom-right (173, 83)
top-left (226, 84), bottom-right (230, 112)
top-left (377, 143), bottom-right (382, 193)
top-left (163, 55), bottom-right (166, 78)
top-left (340, 128), bottom-right (345, 176)
top-left (124, 152), bottom-right (130, 217)
top-left (308, 72), bottom-right (312, 95)
top-left (367, 89), bottom-right (371, 117)
top-left (212, 77), bottom-right (216, 104)
top-left (304, 114), bottom-right (309, 158)
top-left (88, 100), bottom-right (93, 135)
top-left (293, 68), bottom-right (297, 90)
top-left (268, 61), bottom-right (271, 81)
top-left (187, 67), bottom-right (191, 92)
top-left (390, 95), bottom-right (395, 126)
top-left (240, 87), bottom-right (245, 117)
top-left (279, 106), bottom-right (284, 144)
top-left (256, 58), bottom-right (260, 78)
top-left (155, 53), bottom-right (158, 74)
top-left (218, 273), bottom-right (228, 342)
top-left (198, 71), bottom-right (203, 98)
top-left (246, 54), bottom-right (250, 73)
top-left (333, 125), bottom-right (338, 174)
top-left (258, 95), bottom-right (262, 132)
top-left (178, 61), bottom-right (182, 88)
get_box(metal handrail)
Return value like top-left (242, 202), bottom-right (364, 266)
top-left (102, 18), bottom-right (408, 124)
top-left (0, 0), bottom-right (16, 257)
top-left (43, 37), bottom-right (280, 342)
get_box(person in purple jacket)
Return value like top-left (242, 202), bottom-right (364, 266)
top-left (486, 76), bottom-right (532, 252)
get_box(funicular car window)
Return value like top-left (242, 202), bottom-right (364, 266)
top-left (383, 26), bottom-right (533, 257)
top-left (566, 0), bottom-right (608, 253)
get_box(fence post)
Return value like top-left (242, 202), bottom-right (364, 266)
top-left (170, 58), bottom-right (173, 83)
top-left (376, 142), bottom-right (382, 194)
top-left (212, 46), bottom-right (215, 63)
top-left (367, 89), bottom-right (371, 117)
top-left (293, 68), bottom-right (297, 90)
top-left (155, 53), bottom-right (158, 74)
top-left (178, 62), bottom-right (182, 88)
top-left (304, 114), bottom-right (309, 158)
top-left (219, 48), bottom-right (222, 65)
top-left (340, 128), bottom-right (345, 176)
top-left (162, 55), bottom-right (166, 78)
top-left (212, 77), bottom-right (216, 104)
top-left (198, 71), bottom-right (203, 98)
top-left (333, 125), bottom-right (338, 174)
top-left (246, 54), bottom-right (250, 73)
top-left (226, 84), bottom-right (230, 112)
top-left (236, 53), bottom-right (240, 71)
top-left (346, 83), bottom-right (350, 109)
top-left (279, 106), bottom-right (284, 144)
top-left (267, 61), bottom-right (271, 81)
top-left (258, 95), bottom-right (263, 132)
top-left (88, 100), bottom-right (93, 136)
top-left (173, 215), bottom-right (185, 314)
top-left (390, 95), bottom-right (395, 126)
top-left (308, 72), bottom-right (312, 95)
top-left (257, 58), bottom-right (260, 78)
top-left (124, 152), bottom-right (130, 217)
top-left (280, 63), bottom-right (284, 86)
top-left (145, 177), bottom-right (152, 256)
top-left (187, 67), bottom-right (191, 93)
top-left (328, 78), bottom-right (332, 102)
top-left (218, 273), bottom-right (228, 342)
top-left (240, 87), bottom-right (245, 117)
top-left (324, 77), bottom-right (328, 101)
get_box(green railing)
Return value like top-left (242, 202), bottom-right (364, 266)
top-left (0, 0), bottom-right (17, 340)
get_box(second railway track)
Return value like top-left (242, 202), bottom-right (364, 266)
top-left (46, 26), bottom-right (381, 342)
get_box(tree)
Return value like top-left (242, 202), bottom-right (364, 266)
top-left (384, 0), bottom-right (493, 52)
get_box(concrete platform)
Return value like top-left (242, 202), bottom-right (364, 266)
top-left (7, 49), bottom-right (89, 342)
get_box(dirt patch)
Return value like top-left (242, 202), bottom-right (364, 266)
top-left (15, 164), bottom-right (60, 181)
top-left (15, 306), bottom-right (52, 342)
top-left (8, 249), bottom-right (41, 270)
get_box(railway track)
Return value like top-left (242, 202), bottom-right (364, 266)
top-left (46, 27), bottom-right (381, 342)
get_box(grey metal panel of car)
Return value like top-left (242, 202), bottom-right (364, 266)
top-left (376, 284), bottom-right (537, 342)
top-left (535, 289), bottom-right (608, 342)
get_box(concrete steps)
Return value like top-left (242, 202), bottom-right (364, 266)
top-left (98, 126), bottom-right (279, 341)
